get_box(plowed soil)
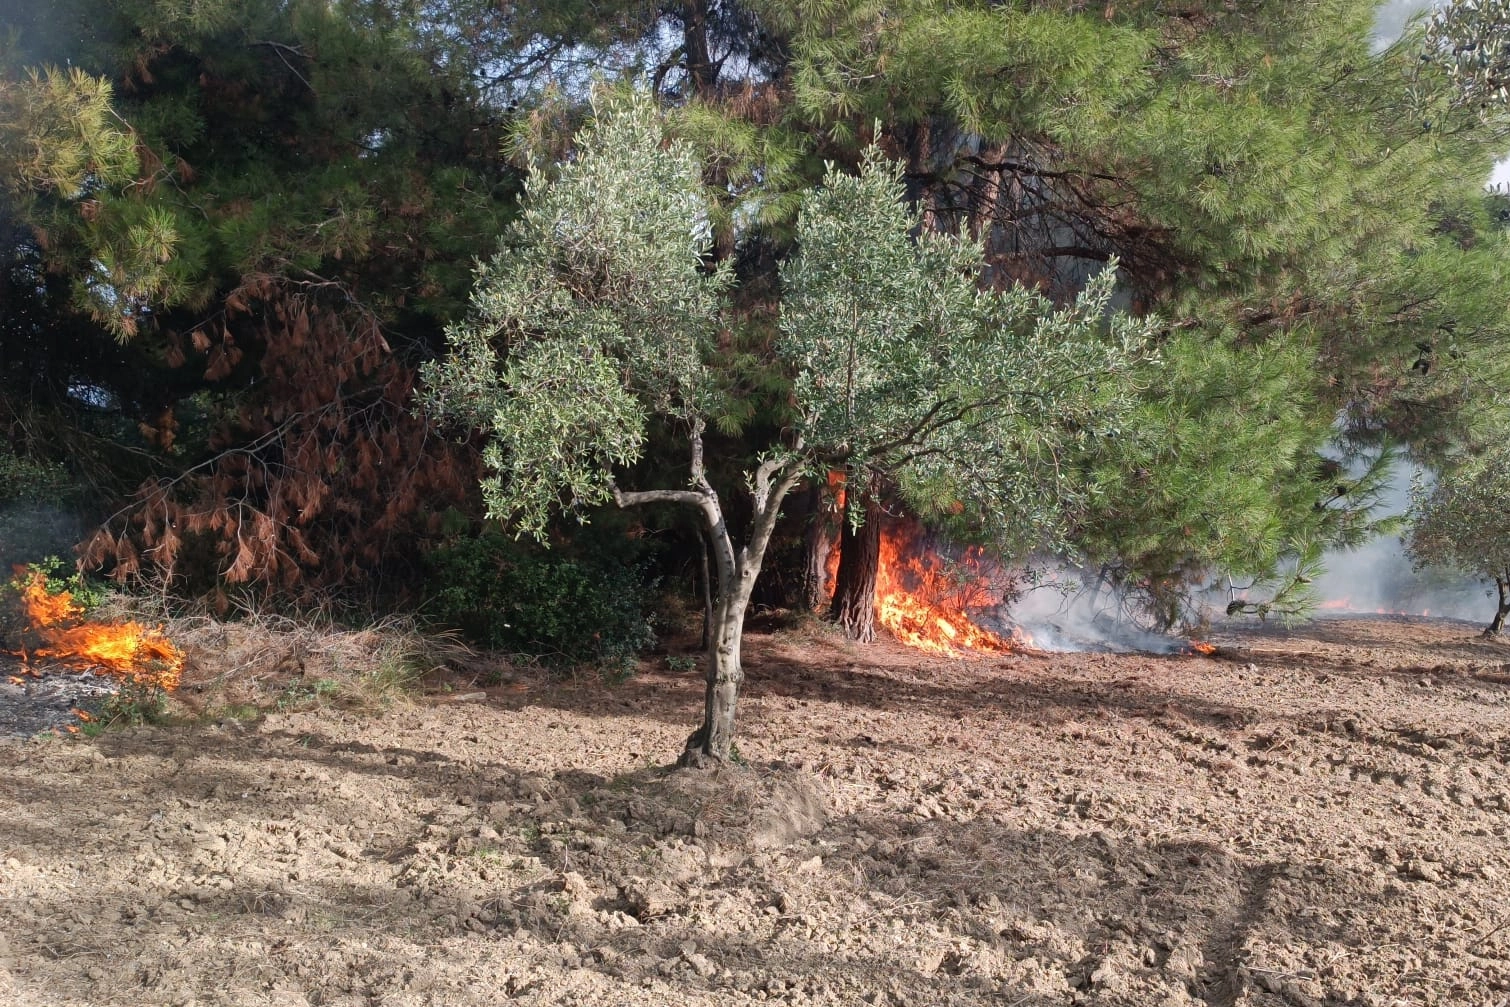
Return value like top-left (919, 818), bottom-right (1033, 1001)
top-left (2, 616), bottom-right (1508, 1007)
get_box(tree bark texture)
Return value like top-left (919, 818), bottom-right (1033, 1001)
top-left (829, 481), bottom-right (881, 643)
top-left (680, 571), bottom-right (753, 768)
top-left (800, 481), bottom-right (835, 612)
top-left (608, 423), bottom-right (806, 768)
top-left (697, 527), bottom-right (714, 651)
top-left (682, 0), bottom-right (716, 96)
top-left (1487, 577), bottom-right (1509, 637)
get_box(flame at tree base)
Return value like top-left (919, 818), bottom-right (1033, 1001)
top-left (864, 522), bottom-right (1032, 657)
top-left (9, 571), bottom-right (182, 691)
top-left (877, 589), bottom-right (1030, 656)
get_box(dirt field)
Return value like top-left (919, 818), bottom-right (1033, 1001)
top-left (2, 615), bottom-right (1508, 1007)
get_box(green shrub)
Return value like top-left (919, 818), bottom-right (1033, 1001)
top-left (425, 528), bottom-right (656, 677)
top-left (95, 679), bottom-right (171, 727)
top-left (0, 450), bottom-right (72, 502)
top-left (0, 556), bottom-right (109, 648)
top-left (21, 555), bottom-right (109, 611)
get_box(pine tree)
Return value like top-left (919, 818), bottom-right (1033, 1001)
top-left (786, 0), bottom-right (1510, 628)
top-left (2, 0), bottom-right (520, 601)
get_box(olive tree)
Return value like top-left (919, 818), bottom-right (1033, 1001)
top-left (1407, 443), bottom-right (1510, 635)
top-left (423, 93), bottom-right (1151, 766)
top-left (1424, 0), bottom-right (1510, 116)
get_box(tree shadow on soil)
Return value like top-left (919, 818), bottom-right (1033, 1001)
top-left (6, 619), bottom-right (1505, 1004)
top-left (473, 654), bottom-right (1264, 740)
top-left (3, 734), bottom-right (1419, 1007)
top-left (473, 627), bottom-right (1510, 751)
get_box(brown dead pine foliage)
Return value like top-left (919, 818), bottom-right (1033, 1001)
top-left (83, 279), bottom-right (478, 606)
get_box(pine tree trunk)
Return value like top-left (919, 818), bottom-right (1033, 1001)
top-left (1487, 577), bottom-right (1509, 637)
top-left (830, 485), bottom-right (881, 643)
top-left (1082, 563), bottom-right (1109, 613)
top-left (800, 481), bottom-right (833, 612)
top-left (682, 0), bottom-right (716, 96)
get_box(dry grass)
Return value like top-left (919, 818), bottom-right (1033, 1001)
top-left (86, 577), bottom-right (477, 708)
top-left (106, 604), bottom-right (480, 719)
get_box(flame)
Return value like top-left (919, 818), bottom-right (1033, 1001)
top-left (872, 524), bottom-right (1029, 656)
top-left (8, 571), bottom-right (182, 690)
top-left (821, 474), bottom-right (1027, 655)
top-left (1317, 597), bottom-right (1437, 618)
top-left (827, 469), bottom-right (847, 510)
top-left (1188, 640), bottom-right (1218, 655)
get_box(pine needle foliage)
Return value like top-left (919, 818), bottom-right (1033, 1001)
top-left (4, 0), bottom-right (521, 601)
top-left (0, 63), bottom-right (137, 197)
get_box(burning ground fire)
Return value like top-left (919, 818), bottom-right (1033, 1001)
top-left (826, 519), bottom-right (1032, 657)
top-left (872, 529), bottom-right (1032, 656)
top-left (6, 570), bottom-right (182, 691)
top-left (861, 533), bottom-right (1220, 658)
top-left (821, 488), bottom-right (1220, 657)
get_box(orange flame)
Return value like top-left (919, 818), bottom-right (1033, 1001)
top-left (827, 469), bottom-right (847, 510)
top-left (1188, 640), bottom-right (1217, 655)
top-left (9, 572), bottom-right (182, 691)
top-left (872, 524), bottom-right (1029, 656)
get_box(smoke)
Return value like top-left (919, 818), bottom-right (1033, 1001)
top-left (1309, 459), bottom-right (1491, 623)
top-left (987, 456), bottom-right (1495, 652)
top-left (997, 566), bottom-right (1197, 655)
top-left (0, 503), bottom-right (86, 572)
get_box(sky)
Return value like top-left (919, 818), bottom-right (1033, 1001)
top-left (1375, 0), bottom-right (1510, 188)
top-left (1372, 0), bottom-right (1437, 37)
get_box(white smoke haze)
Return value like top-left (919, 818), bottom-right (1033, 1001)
top-left (984, 454), bottom-right (1495, 653)
top-left (996, 565), bottom-right (1198, 655)
top-left (1311, 537), bottom-right (1492, 621)
top-left (1309, 459), bottom-right (1490, 623)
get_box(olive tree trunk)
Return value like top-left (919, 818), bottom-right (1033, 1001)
top-left (1487, 575), bottom-right (1510, 637)
top-left (684, 553), bottom-right (757, 767)
top-left (696, 528), bottom-right (714, 650)
top-left (614, 421), bottom-right (804, 767)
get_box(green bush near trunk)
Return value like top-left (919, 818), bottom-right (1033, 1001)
top-left (425, 529), bottom-right (656, 677)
